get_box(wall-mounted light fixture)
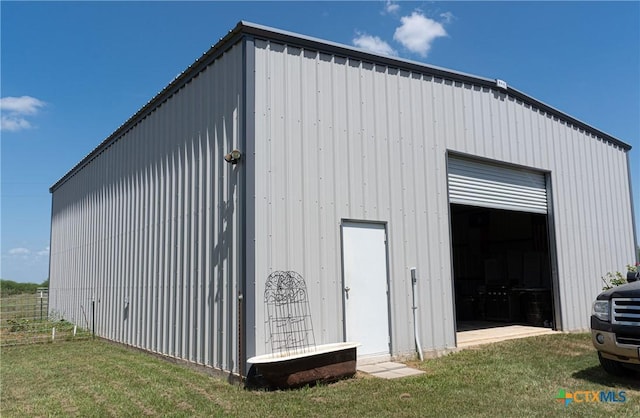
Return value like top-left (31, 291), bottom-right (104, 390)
top-left (224, 149), bottom-right (242, 164)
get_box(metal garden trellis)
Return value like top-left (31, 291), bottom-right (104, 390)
top-left (264, 271), bottom-right (316, 357)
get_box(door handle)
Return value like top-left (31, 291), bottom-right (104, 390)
top-left (344, 286), bottom-right (350, 299)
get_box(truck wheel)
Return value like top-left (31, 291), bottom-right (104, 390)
top-left (598, 352), bottom-right (631, 376)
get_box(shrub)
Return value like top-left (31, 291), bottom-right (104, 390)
top-left (0, 280), bottom-right (41, 296)
top-left (7, 318), bottom-right (30, 332)
top-left (601, 263), bottom-right (639, 290)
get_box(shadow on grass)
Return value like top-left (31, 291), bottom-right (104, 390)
top-left (572, 366), bottom-right (640, 390)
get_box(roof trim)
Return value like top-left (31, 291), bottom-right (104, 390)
top-left (50, 21), bottom-right (631, 192)
top-left (238, 21), bottom-right (631, 151)
top-left (50, 23), bottom-right (248, 192)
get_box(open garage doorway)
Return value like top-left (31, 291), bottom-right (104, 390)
top-left (447, 154), bottom-right (558, 337)
top-left (450, 204), bottom-right (556, 333)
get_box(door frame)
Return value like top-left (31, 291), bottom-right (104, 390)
top-left (445, 151), bottom-right (561, 347)
top-left (339, 219), bottom-right (392, 357)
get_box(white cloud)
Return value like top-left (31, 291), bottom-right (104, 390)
top-left (384, 1), bottom-right (400, 14)
top-left (393, 11), bottom-right (448, 57)
top-left (0, 96), bottom-right (45, 114)
top-left (353, 33), bottom-right (397, 56)
top-left (2, 247), bottom-right (49, 283)
top-left (0, 96), bottom-right (46, 132)
top-left (4, 246), bottom-right (49, 262)
top-left (440, 11), bottom-right (455, 24)
top-left (9, 247), bottom-right (31, 255)
top-left (1, 116), bottom-right (32, 131)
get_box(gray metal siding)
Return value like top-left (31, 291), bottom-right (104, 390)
top-left (49, 42), bottom-right (244, 374)
top-left (48, 23), bottom-right (636, 367)
top-left (252, 41), bottom-right (456, 356)
top-left (251, 39), bottom-right (635, 356)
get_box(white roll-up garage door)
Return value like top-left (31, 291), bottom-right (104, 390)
top-left (448, 155), bottom-right (547, 214)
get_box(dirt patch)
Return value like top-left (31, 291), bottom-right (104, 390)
top-left (172, 376), bottom-right (235, 413)
top-left (177, 400), bottom-right (196, 413)
top-left (550, 340), bottom-right (592, 357)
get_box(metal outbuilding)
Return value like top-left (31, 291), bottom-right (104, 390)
top-left (48, 22), bottom-right (637, 377)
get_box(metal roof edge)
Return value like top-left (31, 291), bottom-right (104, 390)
top-left (49, 21), bottom-right (248, 193)
top-left (505, 85), bottom-right (631, 151)
top-left (50, 21), bottom-right (632, 193)
top-left (239, 21), bottom-right (496, 86)
top-left (238, 21), bottom-right (631, 152)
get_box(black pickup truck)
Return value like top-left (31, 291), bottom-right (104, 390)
top-left (590, 272), bottom-right (640, 376)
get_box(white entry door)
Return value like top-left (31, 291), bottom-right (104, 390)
top-left (341, 221), bottom-right (390, 357)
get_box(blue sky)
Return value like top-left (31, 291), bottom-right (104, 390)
top-left (1, 1), bottom-right (639, 283)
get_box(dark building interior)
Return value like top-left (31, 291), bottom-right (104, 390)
top-left (450, 204), bottom-right (554, 331)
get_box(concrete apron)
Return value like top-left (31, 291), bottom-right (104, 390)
top-left (357, 361), bottom-right (425, 379)
top-left (357, 325), bottom-right (556, 379)
top-left (456, 324), bottom-right (557, 349)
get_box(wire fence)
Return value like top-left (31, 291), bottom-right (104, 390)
top-left (1, 288), bottom-right (92, 347)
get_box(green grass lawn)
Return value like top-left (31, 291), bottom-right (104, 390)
top-left (1, 333), bottom-right (638, 417)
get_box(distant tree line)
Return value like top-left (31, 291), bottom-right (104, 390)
top-left (0, 279), bottom-right (48, 296)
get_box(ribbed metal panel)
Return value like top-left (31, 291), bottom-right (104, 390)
top-left (49, 26), bottom-right (635, 367)
top-left (251, 38), bottom-right (635, 357)
top-left (252, 41), bottom-right (457, 357)
top-left (49, 41), bottom-right (244, 374)
top-left (448, 156), bottom-right (548, 213)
